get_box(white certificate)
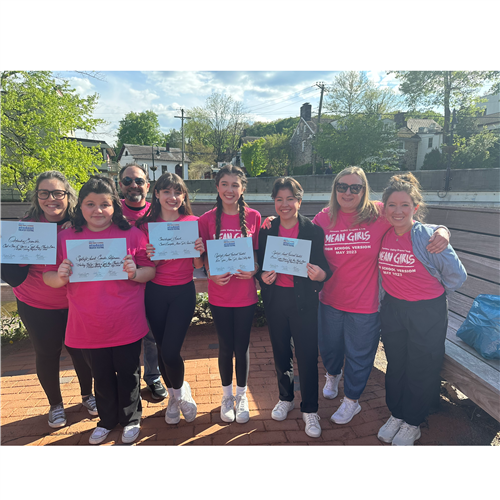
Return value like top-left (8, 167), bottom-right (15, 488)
top-left (66, 238), bottom-right (128, 283)
top-left (148, 221), bottom-right (199, 260)
top-left (207, 237), bottom-right (254, 275)
top-left (1, 221), bottom-right (57, 264)
top-left (262, 236), bottom-right (312, 278)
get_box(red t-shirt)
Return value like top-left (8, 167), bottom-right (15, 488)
top-left (198, 207), bottom-right (261, 307)
top-left (142, 214), bottom-right (199, 286)
top-left (44, 224), bottom-right (155, 349)
top-left (275, 221), bottom-right (299, 288)
top-left (13, 214), bottom-right (68, 310)
top-left (121, 200), bottom-right (150, 226)
top-left (379, 229), bottom-right (445, 301)
top-left (312, 202), bottom-right (391, 314)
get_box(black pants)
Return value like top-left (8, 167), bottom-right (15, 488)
top-left (263, 286), bottom-right (319, 413)
top-left (82, 339), bottom-right (143, 430)
top-left (17, 299), bottom-right (93, 406)
top-left (145, 280), bottom-right (196, 389)
top-left (380, 292), bottom-right (448, 426)
top-left (209, 303), bottom-right (256, 387)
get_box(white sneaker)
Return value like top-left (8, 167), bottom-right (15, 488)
top-left (331, 398), bottom-right (361, 424)
top-left (220, 395), bottom-right (235, 422)
top-left (323, 370), bottom-right (342, 399)
top-left (122, 423), bottom-right (141, 444)
top-left (82, 395), bottom-right (98, 416)
top-left (177, 381), bottom-right (197, 423)
top-left (271, 400), bottom-right (295, 421)
top-left (89, 426), bottom-right (111, 445)
top-left (235, 394), bottom-right (250, 424)
top-left (377, 415), bottom-right (404, 443)
top-left (303, 412), bottom-right (321, 438)
top-left (165, 395), bottom-right (180, 425)
top-left (392, 422), bottom-right (421, 446)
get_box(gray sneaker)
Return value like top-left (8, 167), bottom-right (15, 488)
top-left (82, 395), bottom-right (98, 416)
top-left (177, 381), bottom-right (197, 423)
top-left (165, 395), bottom-right (180, 425)
top-left (392, 422), bottom-right (421, 446)
top-left (48, 402), bottom-right (66, 428)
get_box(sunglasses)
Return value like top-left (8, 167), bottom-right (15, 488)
top-left (121, 176), bottom-right (147, 187)
top-left (37, 190), bottom-right (68, 200)
top-left (336, 183), bottom-right (364, 195)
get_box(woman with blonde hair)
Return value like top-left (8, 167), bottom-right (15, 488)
top-left (312, 166), bottom-right (450, 425)
top-left (377, 173), bottom-right (466, 445)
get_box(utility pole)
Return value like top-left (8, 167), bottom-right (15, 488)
top-left (175, 108), bottom-right (191, 179)
top-left (312, 81), bottom-right (326, 175)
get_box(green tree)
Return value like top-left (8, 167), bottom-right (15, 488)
top-left (453, 128), bottom-right (499, 169)
top-left (186, 93), bottom-right (247, 163)
top-left (262, 133), bottom-right (291, 176)
top-left (116, 110), bottom-right (164, 152)
top-left (1, 71), bottom-right (104, 199)
top-left (325, 71), bottom-right (403, 117)
top-left (164, 128), bottom-right (182, 148)
top-left (241, 138), bottom-right (268, 177)
top-left (314, 114), bottom-right (399, 171)
top-left (244, 117), bottom-right (300, 139)
top-left (388, 71), bottom-right (500, 140)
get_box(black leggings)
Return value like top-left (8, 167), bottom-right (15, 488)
top-left (209, 303), bottom-right (256, 387)
top-left (145, 280), bottom-right (196, 389)
top-left (16, 299), bottom-right (93, 406)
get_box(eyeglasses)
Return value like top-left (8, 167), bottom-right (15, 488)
top-left (336, 183), bottom-right (364, 195)
top-left (37, 190), bottom-right (68, 200)
top-left (121, 176), bottom-right (147, 187)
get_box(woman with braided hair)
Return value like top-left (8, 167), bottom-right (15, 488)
top-left (198, 165), bottom-right (261, 424)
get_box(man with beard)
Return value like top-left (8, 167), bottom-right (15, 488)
top-left (118, 163), bottom-right (168, 401)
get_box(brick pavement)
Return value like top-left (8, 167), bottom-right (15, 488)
top-left (1, 323), bottom-right (498, 446)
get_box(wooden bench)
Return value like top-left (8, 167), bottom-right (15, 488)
top-left (426, 205), bottom-right (500, 422)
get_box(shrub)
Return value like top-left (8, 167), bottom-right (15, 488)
top-left (1, 309), bottom-right (28, 345)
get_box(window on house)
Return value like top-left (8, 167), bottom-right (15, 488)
top-left (162, 165), bottom-right (168, 174)
top-left (399, 141), bottom-right (405, 150)
top-left (428, 138), bottom-right (433, 148)
top-left (302, 141), bottom-right (305, 152)
top-left (125, 151), bottom-right (128, 156)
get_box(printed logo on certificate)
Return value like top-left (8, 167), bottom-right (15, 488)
top-left (1, 221), bottom-right (57, 264)
top-left (262, 236), bottom-right (311, 277)
top-left (148, 221), bottom-right (199, 260)
top-left (66, 238), bottom-right (128, 283)
top-left (206, 237), bottom-right (254, 275)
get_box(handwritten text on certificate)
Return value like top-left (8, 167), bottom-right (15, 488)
top-left (148, 221), bottom-right (199, 260)
top-left (262, 236), bottom-right (311, 277)
top-left (66, 238), bottom-right (128, 283)
top-left (207, 237), bottom-right (254, 275)
top-left (1, 221), bottom-right (57, 264)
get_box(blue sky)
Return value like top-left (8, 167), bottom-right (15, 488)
top-left (54, 70), bottom-right (401, 147)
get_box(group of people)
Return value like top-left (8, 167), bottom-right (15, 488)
top-left (6, 162), bottom-right (466, 446)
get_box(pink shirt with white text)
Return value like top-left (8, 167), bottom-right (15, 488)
top-left (198, 207), bottom-right (261, 307)
top-left (312, 203), bottom-right (390, 314)
top-left (379, 229), bottom-right (444, 301)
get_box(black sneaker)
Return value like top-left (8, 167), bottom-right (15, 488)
top-left (147, 380), bottom-right (167, 400)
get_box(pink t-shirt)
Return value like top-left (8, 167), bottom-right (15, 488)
top-left (198, 207), bottom-right (261, 307)
top-left (44, 224), bottom-right (155, 349)
top-left (121, 200), bottom-right (150, 226)
top-left (13, 215), bottom-right (69, 310)
top-left (143, 214), bottom-right (199, 287)
top-left (312, 202), bottom-right (391, 314)
top-left (275, 221), bottom-right (299, 288)
top-left (379, 229), bottom-right (445, 301)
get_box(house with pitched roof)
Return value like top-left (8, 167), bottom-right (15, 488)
top-left (289, 103), bottom-right (330, 171)
top-left (116, 143), bottom-right (191, 180)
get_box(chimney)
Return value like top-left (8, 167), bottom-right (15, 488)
top-left (165, 141), bottom-right (170, 152)
top-left (300, 103), bottom-right (312, 122)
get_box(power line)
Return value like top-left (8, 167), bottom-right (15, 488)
top-left (243, 86), bottom-right (317, 112)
